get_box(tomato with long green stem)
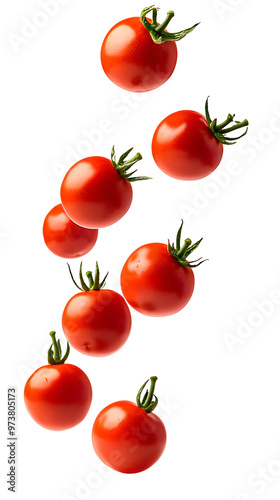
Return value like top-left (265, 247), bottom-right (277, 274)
top-left (43, 204), bottom-right (98, 259)
top-left (101, 6), bottom-right (199, 92)
top-left (60, 146), bottom-right (150, 229)
top-left (121, 220), bottom-right (206, 317)
top-left (24, 331), bottom-right (92, 430)
top-left (92, 376), bottom-right (166, 473)
top-left (62, 262), bottom-right (132, 357)
top-left (152, 97), bottom-right (249, 180)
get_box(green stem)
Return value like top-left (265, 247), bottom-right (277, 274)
top-left (177, 238), bottom-right (192, 259)
top-left (152, 7), bottom-right (157, 26)
top-left (86, 271), bottom-right (94, 289)
top-left (67, 261), bottom-right (108, 292)
top-left (49, 331), bottom-right (60, 362)
top-left (111, 146), bottom-right (151, 182)
top-left (48, 331), bottom-right (70, 365)
top-left (140, 6), bottom-right (199, 44)
top-left (215, 114), bottom-right (234, 132)
top-left (136, 376), bottom-right (159, 413)
top-left (154, 10), bottom-right (174, 33)
top-left (219, 119), bottom-right (249, 134)
top-left (167, 220), bottom-right (206, 268)
top-left (205, 97), bottom-right (249, 145)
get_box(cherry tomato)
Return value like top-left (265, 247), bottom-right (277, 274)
top-left (62, 262), bottom-right (131, 357)
top-left (43, 204), bottom-right (98, 259)
top-left (121, 221), bottom-right (206, 317)
top-left (60, 146), bottom-right (149, 229)
top-left (92, 377), bottom-right (166, 473)
top-left (152, 97), bottom-right (249, 180)
top-left (101, 6), bottom-right (199, 92)
top-left (24, 332), bottom-right (92, 431)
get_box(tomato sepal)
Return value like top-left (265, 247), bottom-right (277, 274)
top-left (111, 146), bottom-right (151, 182)
top-left (140, 5), bottom-right (200, 44)
top-left (205, 96), bottom-right (249, 145)
top-left (47, 331), bottom-right (70, 365)
top-left (67, 261), bottom-right (109, 292)
top-left (167, 220), bottom-right (207, 268)
top-left (136, 376), bottom-right (159, 413)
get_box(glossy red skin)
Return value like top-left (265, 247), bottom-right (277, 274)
top-left (152, 110), bottom-right (224, 180)
top-left (101, 16), bottom-right (177, 92)
top-left (60, 157), bottom-right (133, 229)
top-left (92, 400), bottom-right (166, 473)
top-left (62, 290), bottom-right (132, 357)
top-left (43, 204), bottom-right (98, 258)
top-left (24, 364), bottom-right (92, 430)
top-left (121, 243), bottom-right (195, 317)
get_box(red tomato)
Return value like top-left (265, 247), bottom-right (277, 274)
top-left (92, 377), bottom-right (166, 473)
top-left (60, 147), bottom-right (149, 229)
top-left (121, 221), bottom-right (205, 317)
top-left (24, 332), bottom-right (92, 431)
top-left (152, 110), bottom-right (223, 180)
top-left (101, 7), bottom-right (199, 92)
top-left (152, 98), bottom-right (249, 180)
top-left (62, 262), bottom-right (131, 356)
top-left (43, 204), bottom-right (98, 259)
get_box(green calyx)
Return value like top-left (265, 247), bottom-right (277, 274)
top-left (67, 261), bottom-right (108, 292)
top-left (48, 331), bottom-right (70, 365)
top-left (136, 376), bottom-right (159, 413)
top-left (140, 5), bottom-right (200, 44)
top-left (111, 146), bottom-right (151, 182)
top-left (167, 220), bottom-right (207, 268)
top-left (205, 97), bottom-right (249, 145)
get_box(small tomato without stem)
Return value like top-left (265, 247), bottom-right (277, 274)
top-left (60, 146), bottom-right (150, 229)
top-left (24, 332), bottom-right (92, 431)
top-left (101, 6), bottom-right (199, 92)
top-left (152, 97), bottom-right (249, 180)
top-left (120, 220), bottom-right (206, 317)
top-left (92, 376), bottom-right (166, 473)
top-left (43, 204), bottom-right (98, 258)
top-left (62, 262), bottom-right (132, 357)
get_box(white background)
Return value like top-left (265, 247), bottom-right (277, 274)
top-left (1, 0), bottom-right (280, 499)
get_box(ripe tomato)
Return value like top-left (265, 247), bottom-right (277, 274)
top-left (43, 204), bottom-right (98, 259)
top-left (62, 262), bottom-right (131, 357)
top-left (24, 332), bottom-right (92, 431)
top-left (60, 146), bottom-right (149, 229)
top-left (121, 221), bottom-right (206, 317)
top-left (101, 6), bottom-right (199, 92)
top-left (92, 377), bottom-right (166, 473)
top-left (152, 97), bottom-right (249, 180)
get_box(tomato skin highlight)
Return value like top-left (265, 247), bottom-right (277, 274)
top-left (60, 157), bottom-right (133, 229)
top-left (152, 110), bottom-right (224, 180)
top-left (43, 204), bottom-right (98, 258)
top-left (62, 289), bottom-right (132, 357)
top-left (121, 243), bottom-right (195, 317)
top-left (24, 364), bottom-right (92, 431)
top-left (101, 17), bottom-right (177, 92)
top-left (92, 400), bottom-right (166, 473)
